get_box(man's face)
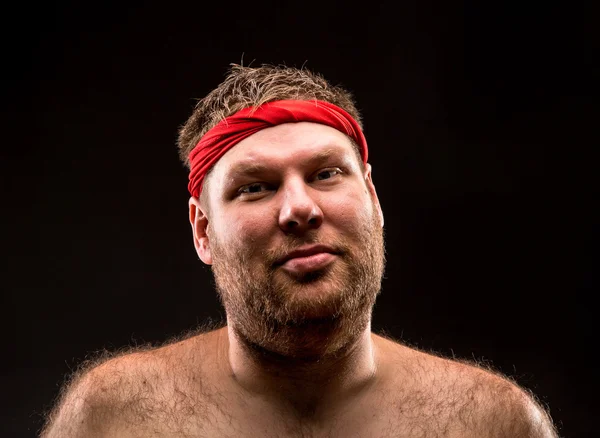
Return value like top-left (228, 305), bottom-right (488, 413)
top-left (191, 122), bottom-right (385, 357)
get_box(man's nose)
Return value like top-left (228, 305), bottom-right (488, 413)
top-left (278, 181), bottom-right (323, 234)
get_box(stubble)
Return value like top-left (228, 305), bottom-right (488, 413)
top-left (209, 209), bottom-right (385, 360)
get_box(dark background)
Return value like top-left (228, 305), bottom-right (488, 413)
top-left (2, 1), bottom-right (596, 437)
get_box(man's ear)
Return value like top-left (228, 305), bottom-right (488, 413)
top-left (188, 197), bottom-right (212, 265)
top-left (364, 163), bottom-right (384, 228)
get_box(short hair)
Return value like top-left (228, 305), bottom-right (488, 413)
top-left (177, 63), bottom-right (364, 170)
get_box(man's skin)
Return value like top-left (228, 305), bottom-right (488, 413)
top-left (42, 122), bottom-right (557, 437)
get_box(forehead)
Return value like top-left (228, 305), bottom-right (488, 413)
top-left (211, 122), bottom-right (360, 181)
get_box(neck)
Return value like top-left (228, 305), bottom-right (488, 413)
top-left (221, 321), bottom-right (379, 419)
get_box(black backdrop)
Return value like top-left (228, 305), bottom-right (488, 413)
top-left (2, 2), bottom-right (596, 437)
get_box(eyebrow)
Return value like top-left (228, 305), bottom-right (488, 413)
top-left (226, 147), bottom-right (347, 180)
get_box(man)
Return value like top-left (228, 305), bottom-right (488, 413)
top-left (42, 64), bottom-right (558, 437)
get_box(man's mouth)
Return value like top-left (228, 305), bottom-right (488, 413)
top-left (274, 244), bottom-right (338, 274)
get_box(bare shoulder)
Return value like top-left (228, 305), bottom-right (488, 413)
top-left (443, 359), bottom-right (559, 438)
top-left (375, 334), bottom-right (559, 438)
top-left (41, 328), bottom-right (224, 438)
top-left (40, 351), bottom-right (153, 437)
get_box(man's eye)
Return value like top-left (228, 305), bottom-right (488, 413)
top-left (315, 168), bottom-right (342, 181)
top-left (238, 183), bottom-right (269, 195)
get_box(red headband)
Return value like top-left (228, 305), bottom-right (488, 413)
top-left (187, 99), bottom-right (368, 197)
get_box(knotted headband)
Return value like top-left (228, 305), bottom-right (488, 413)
top-left (187, 99), bottom-right (368, 197)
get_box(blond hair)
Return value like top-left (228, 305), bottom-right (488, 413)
top-left (177, 63), bottom-right (363, 169)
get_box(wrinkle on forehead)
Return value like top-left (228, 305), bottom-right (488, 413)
top-left (225, 146), bottom-right (353, 181)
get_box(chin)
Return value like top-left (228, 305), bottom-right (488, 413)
top-left (273, 269), bottom-right (354, 322)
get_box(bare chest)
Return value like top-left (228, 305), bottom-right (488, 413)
top-left (117, 382), bottom-right (479, 438)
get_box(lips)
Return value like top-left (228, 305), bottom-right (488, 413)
top-left (275, 244), bottom-right (337, 266)
top-left (274, 244), bottom-right (338, 274)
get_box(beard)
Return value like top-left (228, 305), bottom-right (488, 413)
top-left (209, 207), bottom-right (385, 360)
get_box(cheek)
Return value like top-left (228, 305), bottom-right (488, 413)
top-left (215, 209), bottom-right (274, 248)
top-left (326, 189), bottom-right (374, 232)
